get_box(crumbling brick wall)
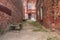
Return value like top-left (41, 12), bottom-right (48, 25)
top-left (54, 0), bottom-right (60, 29)
top-left (43, 0), bottom-right (54, 28)
top-left (0, 0), bottom-right (23, 31)
top-left (43, 0), bottom-right (60, 29)
top-left (36, 0), bottom-right (60, 30)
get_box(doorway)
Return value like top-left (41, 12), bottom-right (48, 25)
top-left (28, 13), bottom-right (31, 19)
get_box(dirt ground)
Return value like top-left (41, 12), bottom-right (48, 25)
top-left (0, 21), bottom-right (60, 40)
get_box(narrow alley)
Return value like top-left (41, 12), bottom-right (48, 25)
top-left (0, 0), bottom-right (60, 40)
top-left (0, 21), bottom-right (60, 40)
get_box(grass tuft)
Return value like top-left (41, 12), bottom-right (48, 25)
top-left (0, 29), bottom-right (5, 35)
top-left (47, 36), bottom-right (59, 40)
top-left (29, 21), bottom-right (48, 32)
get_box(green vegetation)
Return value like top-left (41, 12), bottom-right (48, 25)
top-left (29, 21), bottom-right (48, 32)
top-left (47, 36), bottom-right (59, 40)
top-left (22, 20), bottom-right (27, 26)
top-left (0, 29), bottom-right (5, 35)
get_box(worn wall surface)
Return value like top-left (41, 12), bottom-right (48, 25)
top-left (43, 0), bottom-right (54, 29)
top-left (36, 0), bottom-right (60, 30)
top-left (0, 0), bottom-right (23, 31)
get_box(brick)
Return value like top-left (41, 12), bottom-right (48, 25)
top-left (0, 0), bottom-right (23, 30)
top-left (36, 0), bottom-right (60, 30)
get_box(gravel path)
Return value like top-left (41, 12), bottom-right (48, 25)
top-left (0, 21), bottom-right (60, 40)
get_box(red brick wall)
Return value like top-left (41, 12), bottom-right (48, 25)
top-left (54, 0), bottom-right (60, 29)
top-left (0, 0), bottom-right (23, 30)
top-left (22, 0), bottom-right (36, 19)
top-left (43, 0), bottom-right (54, 28)
top-left (36, 0), bottom-right (60, 30)
top-left (27, 0), bottom-right (36, 13)
top-left (22, 0), bottom-right (27, 18)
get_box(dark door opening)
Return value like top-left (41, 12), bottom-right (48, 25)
top-left (28, 13), bottom-right (31, 19)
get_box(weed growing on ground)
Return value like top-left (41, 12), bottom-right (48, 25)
top-left (29, 21), bottom-right (48, 32)
top-left (47, 36), bottom-right (59, 40)
top-left (0, 29), bottom-right (5, 35)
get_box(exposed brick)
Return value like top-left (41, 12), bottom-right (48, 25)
top-left (36, 0), bottom-right (60, 30)
top-left (0, 0), bottom-right (23, 30)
